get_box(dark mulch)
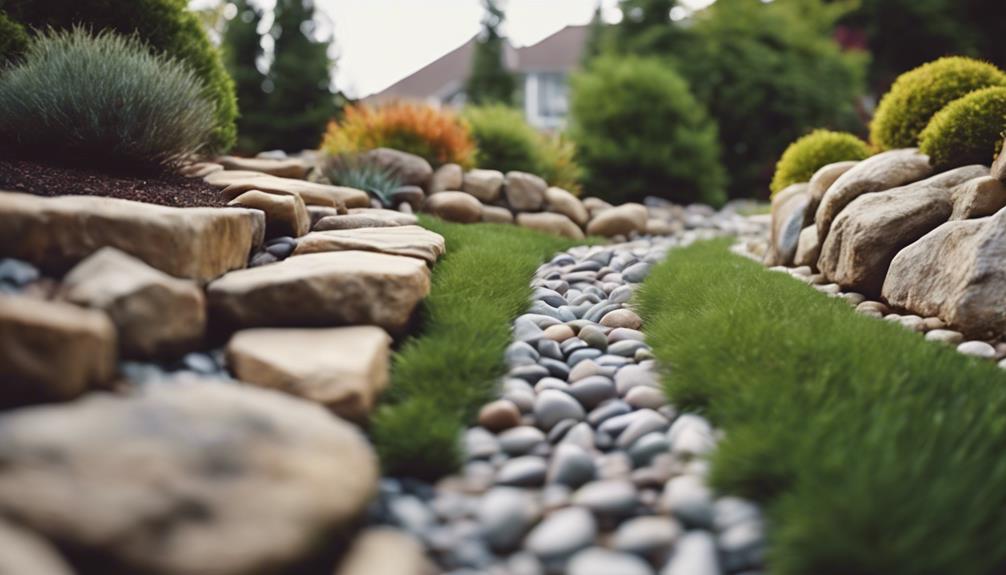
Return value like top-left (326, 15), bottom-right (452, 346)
top-left (0, 159), bottom-right (225, 208)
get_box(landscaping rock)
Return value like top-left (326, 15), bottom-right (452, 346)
top-left (227, 326), bottom-right (390, 422)
top-left (335, 528), bottom-right (434, 575)
top-left (517, 212), bottom-right (585, 240)
top-left (993, 139), bottom-right (1006, 181)
top-left (391, 185), bottom-right (425, 210)
top-left (546, 187), bottom-right (589, 226)
top-left (925, 329), bottom-right (964, 345)
top-left (505, 171), bottom-right (547, 212)
top-left (883, 208), bottom-right (1006, 338)
top-left (228, 189), bottom-right (310, 238)
top-left (661, 531), bottom-right (722, 575)
top-left (0, 192), bottom-right (263, 281)
top-left (361, 148), bottom-right (433, 188)
top-left (181, 161), bottom-right (224, 178)
top-left (567, 547), bottom-right (654, 575)
top-left (217, 155), bottom-right (310, 179)
top-left (583, 197), bottom-right (613, 217)
top-left (804, 160), bottom-right (858, 226)
top-left (479, 399), bottom-right (523, 432)
top-left (431, 163), bottom-right (464, 194)
top-left (950, 176), bottom-right (1006, 220)
top-left (0, 381), bottom-right (377, 575)
top-left (307, 205), bottom-right (344, 227)
top-left (957, 340), bottom-right (997, 359)
top-left (424, 191), bottom-right (482, 223)
top-left (463, 169), bottom-right (505, 202)
top-left (0, 520), bottom-right (75, 575)
top-left (208, 251), bottom-right (430, 334)
top-left (218, 174), bottom-right (369, 208)
top-left (478, 488), bottom-right (540, 551)
top-left (482, 204), bottom-right (516, 224)
top-left (600, 309), bottom-right (643, 330)
top-left (794, 225), bottom-right (821, 268)
top-left (314, 208), bottom-right (418, 230)
top-left (586, 203), bottom-right (648, 237)
top-left (815, 148), bottom-right (933, 242)
top-left (524, 507), bottom-right (596, 560)
top-left (0, 295), bottom-right (115, 406)
top-left (59, 248), bottom-right (204, 359)
top-left (293, 225), bottom-right (446, 265)
top-left (764, 183), bottom-right (809, 266)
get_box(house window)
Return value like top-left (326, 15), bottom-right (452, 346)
top-left (536, 73), bottom-right (568, 119)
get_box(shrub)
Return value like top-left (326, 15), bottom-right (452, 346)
top-left (0, 11), bottom-right (28, 64)
top-left (4, 0), bottom-right (237, 153)
top-left (770, 130), bottom-right (872, 195)
top-left (320, 101), bottom-right (476, 168)
top-left (569, 55), bottom-right (726, 206)
top-left (537, 133), bottom-right (583, 195)
top-left (322, 154), bottom-right (402, 207)
top-left (869, 56), bottom-right (1006, 151)
top-left (0, 29), bottom-right (215, 171)
top-left (919, 86), bottom-right (1006, 170)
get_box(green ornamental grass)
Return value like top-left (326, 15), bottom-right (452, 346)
top-left (770, 129), bottom-right (871, 195)
top-left (0, 28), bottom-right (216, 172)
top-left (637, 239), bottom-right (1006, 575)
top-left (919, 86), bottom-right (1006, 170)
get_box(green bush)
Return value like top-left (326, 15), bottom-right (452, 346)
top-left (770, 130), bottom-right (872, 195)
top-left (870, 56), bottom-right (1006, 151)
top-left (4, 0), bottom-right (237, 153)
top-left (569, 55), bottom-right (726, 206)
top-left (919, 86), bottom-right (1006, 170)
top-left (0, 11), bottom-right (28, 64)
top-left (0, 29), bottom-right (215, 171)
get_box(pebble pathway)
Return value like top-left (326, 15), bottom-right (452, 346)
top-left (369, 230), bottom-right (767, 575)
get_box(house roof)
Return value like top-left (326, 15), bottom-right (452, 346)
top-left (365, 25), bottom-right (587, 104)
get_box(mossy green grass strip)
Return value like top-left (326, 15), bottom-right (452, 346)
top-left (373, 215), bottom-right (596, 479)
top-left (637, 238), bottom-right (1006, 575)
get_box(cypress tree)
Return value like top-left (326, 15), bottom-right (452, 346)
top-left (222, 0), bottom-right (265, 152)
top-left (466, 0), bottom-right (515, 105)
top-left (582, 2), bottom-right (608, 66)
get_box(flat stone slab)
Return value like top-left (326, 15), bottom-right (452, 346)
top-left (208, 250), bottom-right (430, 333)
top-left (293, 225), bottom-right (446, 265)
top-left (209, 172), bottom-right (370, 209)
top-left (216, 155), bottom-right (311, 179)
top-left (227, 326), bottom-right (391, 422)
top-left (314, 208), bottom-right (418, 231)
top-left (0, 191), bottom-right (264, 281)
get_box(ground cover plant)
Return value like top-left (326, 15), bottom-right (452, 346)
top-left (372, 217), bottom-right (595, 479)
top-left (636, 239), bottom-right (1006, 575)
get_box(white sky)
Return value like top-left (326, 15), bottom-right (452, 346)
top-left (192, 0), bottom-right (713, 98)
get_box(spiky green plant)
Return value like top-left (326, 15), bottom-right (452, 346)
top-left (323, 154), bottom-right (403, 207)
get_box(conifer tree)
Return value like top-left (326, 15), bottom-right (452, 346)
top-left (466, 0), bottom-right (515, 105)
top-left (222, 0), bottom-right (265, 152)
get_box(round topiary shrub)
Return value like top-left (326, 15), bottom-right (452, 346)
top-left (770, 130), bottom-right (872, 195)
top-left (0, 28), bottom-right (216, 171)
top-left (569, 55), bottom-right (726, 206)
top-left (0, 11), bottom-right (28, 65)
top-left (919, 86), bottom-right (1006, 170)
top-left (870, 56), bottom-right (1006, 151)
top-left (4, 0), bottom-right (237, 153)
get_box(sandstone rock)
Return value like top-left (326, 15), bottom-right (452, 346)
top-left (815, 149), bottom-right (933, 242)
top-left (292, 225), bottom-right (446, 265)
top-left (819, 166), bottom-right (988, 296)
top-left (314, 208), bottom-right (418, 231)
top-left (423, 191), bottom-right (482, 223)
top-left (59, 248), bottom-right (205, 360)
top-left (208, 251), bottom-right (430, 334)
top-left (0, 520), bottom-right (75, 575)
top-left (180, 161), bottom-right (223, 178)
top-left (505, 171), bottom-right (547, 212)
top-left (950, 176), bottom-right (1006, 220)
top-left (335, 528), bottom-right (434, 575)
top-left (391, 186), bottom-right (425, 211)
top-left (227, 326), bottom-right (390, 422)
top-left (882, 207), bottom-right (1006, 338)
top-left (804, 161), bottom-right (858, 226)
top-left (0, 296), bottom-right (116, 406)
top-left (463, 169), bottom-right (505, 202)
top-left (516, 213), bottom-right (585, 240)
top-left (228, 189), bottom-right (310, 238)
top-left (993, 138), bottom-right (1006, 181)
top-left (586, 203), bottom-right (648, 238)
top-left (582, 197), bottom-right (613, 218)
top-left (361, 148), bottom-right (433, 188)
top-left (764, 183), bottom-right (809, 266)
top-left (545, 187), bottom-right (589, 226)
top-left (307, 206), bottom-right (346, 227)
top-left (0, 380), bottom-right (377, 575)
top-left (482, 204), bottom-right (515, 224)
top-left (794, 225), bottom-right (821, 268)
top-left (219, 175), bottom-right (368, 209)
top-left (0, 192), bottom-right (263, 281)
top-left (646, 218), bottom-right (681, 236)
top-left (431, 163), bottom-right (464, 194)
top-left (203, 169), bottom-right (263, 187)
top-left (217, 155), bottom-right (311, 179)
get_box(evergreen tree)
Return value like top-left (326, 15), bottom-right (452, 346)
top-left (581, 2), bottom-right (608, 66)
top-left (611, 0), bottom-right (684, 56)
top-left (222, 0), bottom-right (265, 152)
top-left (466, 0), bottom-right (515, 105)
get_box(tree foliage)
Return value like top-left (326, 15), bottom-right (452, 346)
top-left (465, 0), bottom-right (515, 106)
top-left (222, 0), bottom-right (265, 152)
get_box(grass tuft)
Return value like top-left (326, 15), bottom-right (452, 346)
top-left (637, 238), bottom-right (1006, 575)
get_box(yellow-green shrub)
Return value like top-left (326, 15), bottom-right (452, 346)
top-left (870, 56), bottom-right (1006, 150)
top-left (770, 130), bottom-right (871, 195)
top-left (919, 86), bottom-right (1006, 170)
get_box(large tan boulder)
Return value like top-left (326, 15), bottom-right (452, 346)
top-left (335, 528), bottom-right (435, 575)
top-left (583, 197), bottom-right (613, 218)
top-left (219, 175), bottom-right (369, 209)
top-left (883, 207), bottom-right (1006, 338)
top-left (228, 189), bottom-right (310, 238)
top-left (0, 520), bottom-right (75, 575)
top-left (216, 155), bottom-right (311, 179)
top-left (292, 225), bottom-right (446, 265)
top-left (586, 203), bottom-right (647, 237)
top-left (0, 381), bottom-right (378, 575)
top-left (516, 212), bottom-right (585, 240)
top-left (815, 149), bottom-right (933, 242)
top-left (764, 183), bottom-right (809, 266)
top-left (314, 208), bottom-right (417, 231)
top-left (950, 176), bottom-right (1006, 220)
top-left (0, 192), bottom-right (263, 282)
top-left (481, 204), bottom-right (515, 224)
top-left (228, 326), bottom-right (390, 422)
top-left (0, 295), bottom-right (116, 407)
top-left (59, 248), bottom-right (205, 360)
top-left (504, 171), bottom-right (547, 211)
top-left (423, 191), bottom-right (482, 223)
top-left (993, 138), bottom-right (1006, 181)
top-left (208, 251), bottom-right (430, 334)
top-left (804, 161), bottom-right (858, 226)
top-left (545, 186), bottom-right (589, 226)
top-left (431, 163), bottom-right (464, 194)
top-left (463, 169), bottom-right (504, 202)
top-left (793, 225), bottom-right (821, 269)
top-left (361, 148), bottom-right (433, 188)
